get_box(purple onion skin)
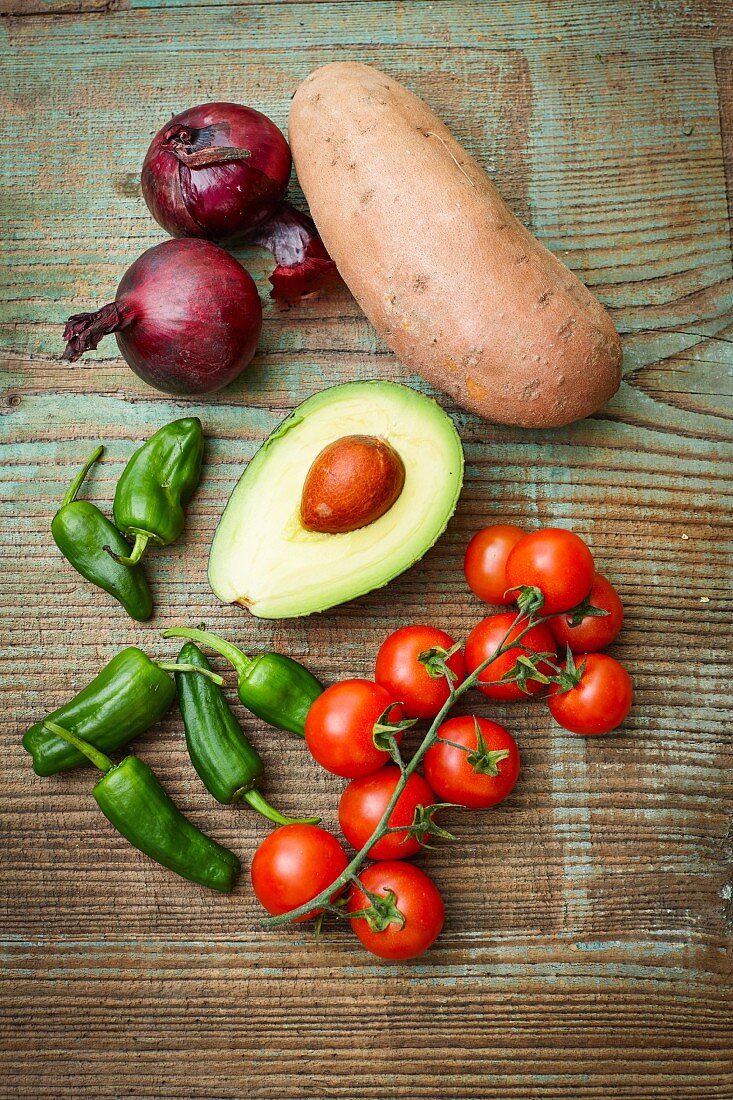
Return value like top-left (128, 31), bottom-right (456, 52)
top-left (249, 203), bottom-right (338, 300)
top-left (63, 239), bottom-right (263, 395)
top-left (142, 102), bottom-right (292, 240)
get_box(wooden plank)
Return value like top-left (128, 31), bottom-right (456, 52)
top-left (2, 0), bottom-right (733, 40)
top-left (0, 0), bottom-right (123, 13)
top-left (715, 46), bottom-right (733, 253)
top-left (1, 1), bottom-right (732, 1098)
top-left (1, 939), bottom-right (731, 1099)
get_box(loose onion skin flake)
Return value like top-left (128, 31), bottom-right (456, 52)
top-left (62, 239), bottom-right (262, 395)
top-left (248, 203), bottom-right (338, 301)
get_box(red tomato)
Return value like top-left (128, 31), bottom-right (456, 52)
top-left (463, 524), bottom-right (524, 604)
top-left (375, 625), bottom-right (466, 719)
top-left (339, 766), bottom-right (436, 860)
top-left (424, 716), bottom-right (520, 809)
top-left (305, 679), bottom-right (403, 778)
top-left (251, 824), bottom-right (349, 922)
top-left (347, 861), bottom-right (445, 960)
top-left (505, 528), bottom-right (595, 615)
top-left (548, 652), bottom-right (633, 735)
top-left (464, 612), bottom-right (557, 700)
top-left (549, 574), bottom-right (624, 653)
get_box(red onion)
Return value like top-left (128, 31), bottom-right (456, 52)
top-left (142, 102), bottom-right (291, 241)
top-left (141, 102), bottom-right (338, 300)
top-left (62, 238), bottom-right (262, 394)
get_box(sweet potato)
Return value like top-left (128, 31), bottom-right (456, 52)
top-left (289, 62), bottom-right (622, 428)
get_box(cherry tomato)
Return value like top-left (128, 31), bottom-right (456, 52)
top-left (464, 612), bottom-right (557, 700)
top-left (305, 679), bottom-right (403, 778)
top-left (549, 574), bottom-right (624, 653)
top-left (505, 527), bottom-right (595, 615)
top-left (251, 824), bottom-right (349, 922)
top-left (424, 716), bottom-right (520, 809)
top-left (347, 861), bottom-right (445, 960)
top-left (463, 524), bottom-right (524, 604)
top-left (548, 652), bottom-right (633, 735)
top-left (375, 625), bottom-right (466, 720)
top-left (339, 766), bottom-right (436, 860)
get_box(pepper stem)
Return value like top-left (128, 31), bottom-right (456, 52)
top-left (242, 788), bottom-right (321, 826)
top-left (105, 531), bottom-right (149, 567)
top-left (161, 627), bottom-right (252, 677)
top-left (156, 661), bottom-right (225, 686)
top-left (61, 445), bottom-right (104, 507)
top-left (43, 720), bottom-right (114, 773)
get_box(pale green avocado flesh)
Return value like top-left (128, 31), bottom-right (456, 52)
top-left (208, 380), bottom-right (464, 619)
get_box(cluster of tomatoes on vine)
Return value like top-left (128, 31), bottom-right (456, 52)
top-left (251, 525), bottom-right (634, 960)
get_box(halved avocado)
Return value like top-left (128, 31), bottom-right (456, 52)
top-left (208, 380), bottom-right (464, 618)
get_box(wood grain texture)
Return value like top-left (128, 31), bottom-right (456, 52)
top-left (1, 1), bottom-right (732, 1098)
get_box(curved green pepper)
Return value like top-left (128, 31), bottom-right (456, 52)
top-left (163, 627), bottom-right (323, 737)
top-left (51, 446), bottom-right (153, 622)
top-left (45, 722), bottom-right (240, 893)
top-left (176, 641), bottom-right (319, 825)
top-left (109, 417), bottom-right (204, 567)
top-left (22, 646), bottom-right (223, 776)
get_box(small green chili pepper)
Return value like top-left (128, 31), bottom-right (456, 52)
top-left (176, 641), bottom-right (319, 825)
top-left (44, 722), bottom-right (240, 893)
top-left (22, 646), bottom-right (223, 777)
top-left (163, 627), bottom-right (323, 737)
top-left (108, 417), bottom-right (204, 567)
top-left (51, 445), bottom-right (153, 622)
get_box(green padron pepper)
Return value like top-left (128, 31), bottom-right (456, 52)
top-left (163, 627), bottom-right (323, 737)
top-left (176, 641), bottom-right (319, 824)
top-left (51, 445), bottom-right (153, 622)
top-left (44, 723), bottom-right (240, 893)
top-left (108, 417), bottom-right (204, 567)
top-left (22, 646), bottom-right (222, 776)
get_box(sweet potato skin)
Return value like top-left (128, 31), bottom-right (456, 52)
top-left (289, 62), bottom-right (622, 428)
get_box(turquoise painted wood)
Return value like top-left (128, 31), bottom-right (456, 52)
top-left (1, 2), bottom-right (731, 1097)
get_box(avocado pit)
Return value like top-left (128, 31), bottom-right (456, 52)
top-left (300, 434), bottom-right (406, 534)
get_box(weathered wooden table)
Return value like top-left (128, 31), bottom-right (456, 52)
top-left (2, 2), bottom-right (731, 1097)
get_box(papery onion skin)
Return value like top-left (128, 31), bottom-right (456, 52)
top-left (63, 239), bottom-right (262, 395)
top-left (141, 102), bottom-right (292, 240)
top-left (249, 203), bottom-right (339, 300)
top-left (250, 202), bottom-right (338, 301)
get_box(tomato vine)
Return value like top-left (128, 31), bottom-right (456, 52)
top-left (261, 607), bottom-right (550, 930)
